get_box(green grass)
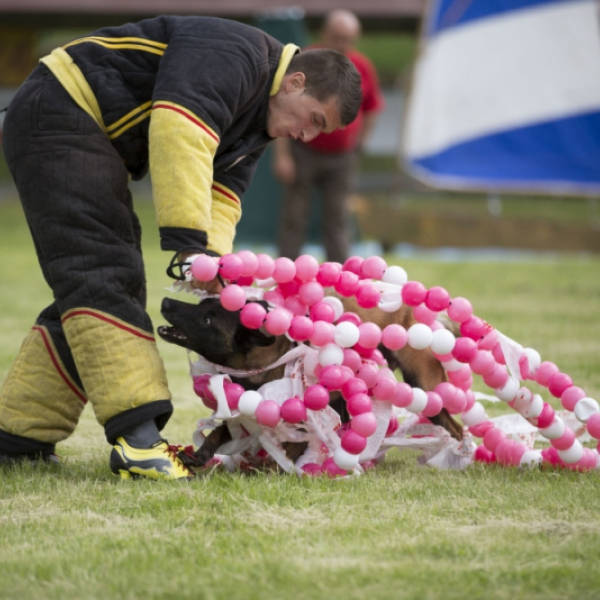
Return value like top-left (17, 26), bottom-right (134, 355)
top-left (1, 196), bottom-right (600, 600)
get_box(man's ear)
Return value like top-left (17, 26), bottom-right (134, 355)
top-left (285, 71), bottom-right (306, 92)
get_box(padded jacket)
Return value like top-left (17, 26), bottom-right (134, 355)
top-left (41, 16), bottom-right (298, 255)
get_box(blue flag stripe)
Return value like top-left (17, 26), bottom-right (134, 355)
top-left (428, 0), bottom-right (573, 36)
top-left (410, 111), bottom-right (600, 192)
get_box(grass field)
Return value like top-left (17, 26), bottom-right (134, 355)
top-left (1, 195), bottom-right (600, 600)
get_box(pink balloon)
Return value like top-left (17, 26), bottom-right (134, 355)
top-left (342, 256), bottom-right (364, 275)
top-left (193, 374), bottom-right (216, 410)
top-left (469, 421), bottom-right (495, 438)
top-left (294, 254), bottom-right (320, 282)
top-left (422, 391), bottom-right (443, 417)
top-left (492, 342), bottom-right (506, 365)
top-left (288, 316), bottom-right (314, 342)
top-left (303, 384), bottom-right (330, 411)
top-left (425, 286), bottom-right (450, 311)
top-left (342, 349), bottom-right (362, 373)
top-left (447, 297), bottom-right (473, 323)
top-left (548, 372), bottom-right (573, 398)
top-left (278, 278), bottom-right (300, 299)
top-left (483, 427), bottom-right (507, 453)
top-left (264, 308), bottom-right (292, 336)
top-left (309, 301), bottom-right (335, 323)
top-left (413, 304), bottom-right (438, 325)
top-left (236, 250), bottom-right (258, 278)
top-left (190, 254), bottom-right (219, 282)
top-left (334, 271), bottom-right (360, 297)
top-left (393, 382), bottom-right (413, 408)
top-left (301, 463), bottom-right (323, 476)
top-left (255, 253), bottom-right (275, 279)
top-left (316, 262), bottom-right (341, 286)
top-left (447, 365), bottom-right (472, 384)
top-left (350, 412), bottom-right (378, 437)
top-left (356, 283), bottom-right (380, 309)
top-left (220, 285), bottom-right (246, 311)
top-left (341, 429), bottom-right (368, 455)
top-left (550, 427), bottom-right (576, 450)
top-left (357, 322), bottom-right (382, 349)
top-left (561, 386), bottom-right (586, 411)
top-left (319, 364), bottom-right (345, 391)
top-left (460, 316), bottom-right (486, 340)
top-left (386, 416), bottom-right (400, 437)
top-left (219, 254), bottom-right (244, 281)
top-left (474, 444), bottom-right (496, 463)
top-left (360, 256), bottom-right (387, 280)
top-left (341, 377), bottom-right (368, 401)
top-left (309, 321), bottom-right (334, 346)
top-left (373, 375), bottom-right (397, 401)
top-left (347, 392), bottom-right (373, 416)
top-left (298, 281), bottom-right (325, 306)
top-left (535, 361), bottom-right (559, 386)
top-left (586, 413), bottom-right (600, 439)
top-left (535, 403), bottom-right (555, 429)
top-left (470, 350), bottom-right (496, 376)
top-left (401, 281), bottom-right (427, 307)
top-left (280, 397), bottom-right (307, 423)
top-left (483, 364), bottom-right (509, 389)
top-left (239, 302), bottom-right (266, 329)
top-left (263, 289), bottom-right (284, 307)
top-left (381, 324), bottom-right (407, 351)
top-left (224, 382), bottom-right (244, 410)
top-left (356, 362), bottom-right (379, 389)
top-left (284, 295), bottom-right (307, 317)
top-left (272, 257), bottom-right (296, 283)
top-left (452, 337), bottom-right (478, 363)
top-left (478, 329), bottom-right (498, 351)
top-left (255, 400), bottom-right (281, 427)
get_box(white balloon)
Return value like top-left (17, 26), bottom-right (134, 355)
top-left (333, 321), bottom-right (360, 348)
top-left (333, 447), bottom-right (360, 471)
top-left (538, 416), bottom-right (565, 440)
top-left (382, 265), bottom-right (408, 286)
top-left (461, 402), bottom-right (487, 427)
top-left (406, 387), bottom-right (428, 413)
top-left (521, 394), bottom-right (544, 419)
top-left (520, 450), bottom-right (543, 468)
top-left (238, 390), bottom-right (263, 416)
top-left (558, 439), bottom-right (584, 464)
top-left (574, 397), bottom-right (600, 423)
top-left (407, 323), bottom-right (433, 350)
top-left (379, 299), bottom-right (403, 313)
top-left (441, 358), bottom-right (463, 372)
top-left (318, 343), bottom-right (344, 366)
top-left (430, 328), bottom-right (456, 355)
top-left (495, 377), bottom-right (519, 402)
top-left (522, 347), bottom-right (541, 375)
top-left (321, 296), bottom-right (344, 320)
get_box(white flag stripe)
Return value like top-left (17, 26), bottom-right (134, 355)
top-left (403, 0), bottom-right (600, 159)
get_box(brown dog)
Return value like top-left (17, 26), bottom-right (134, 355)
top-left (158, 294), bottom-right (463, 468)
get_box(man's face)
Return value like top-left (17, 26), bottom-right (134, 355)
top-left (267, 73), bottom-right (342, 142)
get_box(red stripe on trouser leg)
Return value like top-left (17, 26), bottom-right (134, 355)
top-left (0, 326), bottom-right (87, 444)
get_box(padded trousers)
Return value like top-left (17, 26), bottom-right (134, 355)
top-left (0, 65), bottom-right (172, 458)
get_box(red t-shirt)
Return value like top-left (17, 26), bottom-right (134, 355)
top-left (306, 48), bottom-right (385, 154)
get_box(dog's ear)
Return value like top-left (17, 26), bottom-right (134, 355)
top-left (241, 327), bottom-right (277, 348)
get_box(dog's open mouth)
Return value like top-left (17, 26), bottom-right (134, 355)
top-left (157, 324), bottom-right (188, 347)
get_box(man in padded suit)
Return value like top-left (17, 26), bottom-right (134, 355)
top-left (0, 16), bottom-right (361, 479)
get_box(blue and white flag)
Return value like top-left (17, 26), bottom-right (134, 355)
top-left (402, 0), bottom-right (600, 194)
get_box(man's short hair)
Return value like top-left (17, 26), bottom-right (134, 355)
top-left (287, 49), bottom-right (362, 127)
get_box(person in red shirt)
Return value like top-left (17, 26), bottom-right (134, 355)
top-left (273, 9), bottom-right (385, 263)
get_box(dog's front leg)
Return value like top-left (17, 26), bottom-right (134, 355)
top-left (179, 424), bottom-right (232, 468)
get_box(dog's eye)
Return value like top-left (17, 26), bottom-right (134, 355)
top-left (204, 316), bottom-right (211, 325)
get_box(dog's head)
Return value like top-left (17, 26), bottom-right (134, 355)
top-left (158, 297), bottom-right (290, 371)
